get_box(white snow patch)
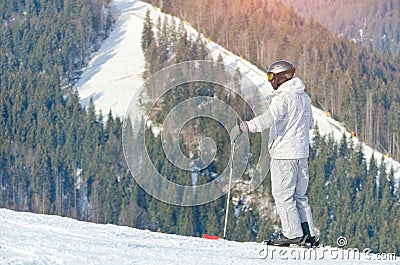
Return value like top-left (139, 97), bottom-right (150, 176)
top-left (74, 0), bottom-right (153, 119)
top-left (0, 208), bottom-right (396, 264)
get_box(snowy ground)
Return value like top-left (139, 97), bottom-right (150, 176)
top-left (73, 0), bottom-right (148, 117)
top-left (0, 208), bottom-right (397, 264)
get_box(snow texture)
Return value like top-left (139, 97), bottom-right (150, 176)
top-left (0, 208), bottom-right (397, 264)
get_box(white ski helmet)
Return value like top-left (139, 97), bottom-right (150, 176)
top-left (267, 60), bottom-right (296, 90)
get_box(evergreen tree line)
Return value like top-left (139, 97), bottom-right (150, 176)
top-left (1, 0), bottom-right (399, 254)
top-left (281, 0), bottom-right (400, 55)
top-left (145, 0), bottom-right (400, 161)
top-left (309, 127), bottom-right (400, 253)
top-left (0, 0), bottom-right (126, 222)
top-left (139, 6), bottom-right (400, 253)
top-left (138, 10), bottom-right (272, 241)
top-left (141, 10), bottom-right (208, 79)
top-left (0, 2), bottom-right (272, 243)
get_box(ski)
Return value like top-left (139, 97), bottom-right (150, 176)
top-left (263, 238), bottom-right (322, 249)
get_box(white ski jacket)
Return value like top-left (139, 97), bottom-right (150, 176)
top-left (245, 77), bottom-right (314, 159)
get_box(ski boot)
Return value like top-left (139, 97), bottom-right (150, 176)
top-left (264, 233), bottom-right (306, 247)
top-left (301, 222), bottom-right (320, 248)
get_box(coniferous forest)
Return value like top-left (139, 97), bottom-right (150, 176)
top-left (280, 0), bottom-right (400, 55)
top-left (1, 0), bottom-right (400, 255)
top-left (139, 8), bottom-right (400, 253)
top-left (153, 0), bottom-right (400, 161)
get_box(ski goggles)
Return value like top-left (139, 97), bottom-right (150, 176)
top-left (267, 69), bottom-right (295, 82)
top-left (267, 72), bottom-right (275, 82)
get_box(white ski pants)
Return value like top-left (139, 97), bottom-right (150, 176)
top-left (270, 158), bottom-right (315, 239)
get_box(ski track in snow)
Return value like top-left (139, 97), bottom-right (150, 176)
top-left (1, 208), bottom-right (397, 264)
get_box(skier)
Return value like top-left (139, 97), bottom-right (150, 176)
top-left (231, 60), bottom-right (319, 247)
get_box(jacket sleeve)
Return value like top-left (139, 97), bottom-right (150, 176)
top-left (309, 109), bottom-right (315, 130)
top-left (245, 95), bottom-right (287, 133)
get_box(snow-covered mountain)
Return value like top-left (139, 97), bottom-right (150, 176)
top-left (2, 1), bottom-right (400, 264)
top-left (1, 208), bottom-right (395, 264)
top-left (74, 0), bottom-right (400, 181)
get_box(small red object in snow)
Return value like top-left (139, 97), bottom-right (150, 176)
top-left (203, 234), bottom-right (219, 240)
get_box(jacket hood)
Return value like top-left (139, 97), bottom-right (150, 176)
top-left (274, 77), bottom-right (305, 94)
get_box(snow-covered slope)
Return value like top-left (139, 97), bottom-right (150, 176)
top-left (74, 0), bottom-right (400, 180)
top-left (0, 208), bottom-right (395, 264)
top-left (73, 0), bottom-right (147, 117)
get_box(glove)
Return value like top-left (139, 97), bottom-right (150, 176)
top-left (230, 121), bottom-right (249, 142)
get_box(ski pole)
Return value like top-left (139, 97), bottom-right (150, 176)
top-left (223, 119), bottom-right (239, 239)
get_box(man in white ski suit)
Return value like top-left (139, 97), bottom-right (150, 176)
top-left (232, 60), bottom-right (317, 246)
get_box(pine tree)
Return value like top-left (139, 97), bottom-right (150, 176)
top-left (141, 9), bottom-right (154, 53)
